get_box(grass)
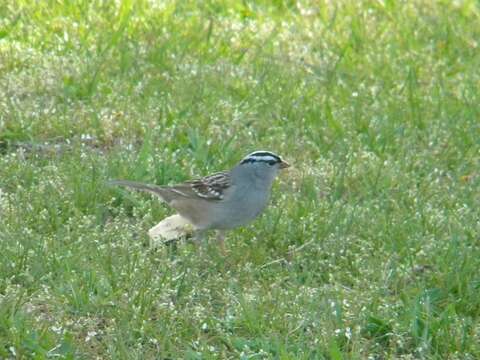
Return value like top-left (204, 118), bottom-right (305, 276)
top-left (1, 0), bottom-right (479, 358)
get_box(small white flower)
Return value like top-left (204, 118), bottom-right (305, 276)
top-left (51, 325), bottom-right (63, 334)
top-left (85, 330), bottom-right (97, 342)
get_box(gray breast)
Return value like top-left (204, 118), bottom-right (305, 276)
top-left (209, 180), bottom-right (272, 229)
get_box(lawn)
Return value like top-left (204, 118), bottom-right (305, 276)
top-left (1, 0), bottom-right (479, 358)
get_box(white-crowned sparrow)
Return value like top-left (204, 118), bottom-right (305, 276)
top-left (109, 150), bottom-right (289, 250)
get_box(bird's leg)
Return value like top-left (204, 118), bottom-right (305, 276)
top-left (191, 230), bottom-right (207, 244)
top-left (216, 230), bottom-right (227, 255)
top-left (184, 229), bottom-right (203, 249)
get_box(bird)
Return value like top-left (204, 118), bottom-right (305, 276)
top-left (109, 150), bottom-right (290, 252)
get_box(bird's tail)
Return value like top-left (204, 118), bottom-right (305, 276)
top-left (107, 180), bottom-right (167, 200)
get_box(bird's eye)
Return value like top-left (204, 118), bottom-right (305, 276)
top-left (267, 160), bottom-right (276, 166)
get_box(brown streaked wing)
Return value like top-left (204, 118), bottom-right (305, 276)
top-left (186, 171), bottom-right (230, 200)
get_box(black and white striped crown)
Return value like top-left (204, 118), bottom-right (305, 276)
top-left (240, 151), bottom-right (282, 166)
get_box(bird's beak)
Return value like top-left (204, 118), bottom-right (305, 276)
top-left (279, 160), bottom-right (290, 169)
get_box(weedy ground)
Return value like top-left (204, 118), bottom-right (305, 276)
top-left (0, 1), bottom-right (479, 359)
